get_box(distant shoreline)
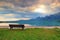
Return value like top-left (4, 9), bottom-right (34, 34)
top-left (0, 26), bottom-right (60, 28)
top-left (0, 23), bottom-right (60, 28)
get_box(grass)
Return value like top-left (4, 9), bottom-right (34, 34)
top-left (0, 28), bottom-right (60, 40)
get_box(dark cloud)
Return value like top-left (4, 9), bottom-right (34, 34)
top-left (0, 0), bottom-right (38, 7)
top-left (12, 0), bottom-right (38, 7)
top-left (0, 0), bottom-right (60, 8)
top-left (0, 0), bottom-right (60, 13)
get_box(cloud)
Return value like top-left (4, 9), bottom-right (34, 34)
top-left (0, 13), bottom-right (31, 21)
top-left (0, 2), bottom-right (14, 9)
top-left (0, 0), bottom-right (60, 12)
top-left (0, 0), bottom-right (60, 18)
top-left (0, 13), bottom-right (16, 18)
top-left (0, 8), bottom-right (5, 11)
top-left (19, 18), bottom-right (31, 20)
top-left (0, 18), bottom-right (19, 21)
top-left (0, 16), bottom-right (31, 21)
top-left (4, 14), bottom-right (16, 17)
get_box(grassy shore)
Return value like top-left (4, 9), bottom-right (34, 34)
top-left (0, 28), bottom-right (60, 40)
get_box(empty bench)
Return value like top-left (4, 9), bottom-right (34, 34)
top-left (9, 24), bottom-right (25, 30)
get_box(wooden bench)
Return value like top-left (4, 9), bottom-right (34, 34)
top-left (9, 24), bottom-right (25, 30)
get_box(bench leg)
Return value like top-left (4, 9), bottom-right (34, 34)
top-left (22, 27), bottom-right (24, 30)
top-left (10, 27), bottom-right (13, 30)
top-left (22, 28), bottom-right (24, 30)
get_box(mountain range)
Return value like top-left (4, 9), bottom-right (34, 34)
top-left (17, 12), bottom-right (60, 26)
top-left (0, 12), bottom-right (60, 26)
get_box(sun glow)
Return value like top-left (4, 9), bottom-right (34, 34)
top-left (33, 5), bottom-right (48, 14)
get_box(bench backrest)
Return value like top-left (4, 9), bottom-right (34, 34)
top-left (9, 24), bottom-right (25, 27)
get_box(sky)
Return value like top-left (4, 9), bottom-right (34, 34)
top-left (0, 0), bottom-right (60, 21)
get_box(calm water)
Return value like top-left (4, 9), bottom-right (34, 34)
top-left (0, 21), bottom-right (60, 26)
